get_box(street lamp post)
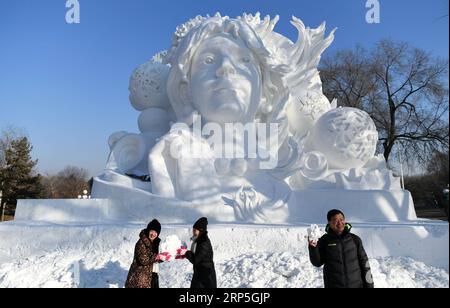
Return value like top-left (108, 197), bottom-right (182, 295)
top-left (0, 188), bottom-right (4, 222)
top-left (443, 186), bottom-right (449, 218)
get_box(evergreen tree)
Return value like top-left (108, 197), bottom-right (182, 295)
top-left (0, 137), bottom-right (42, 216)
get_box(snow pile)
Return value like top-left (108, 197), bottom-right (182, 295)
top-left (0, 222), bottom-right (448, 288)
top-left (369, 257), bottom-right (450, 288)
top-left (0, 249), bottom-right (447, 288)
top-left (307, 224), bottom-right (323, 242)
top-left (219, 252), bottom-right (322, 288)
top-left (160, 235), bottom-right (184, 257)
top-left (219, 253), bottom-right (448, 288)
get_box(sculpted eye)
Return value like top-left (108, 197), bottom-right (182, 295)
top-left (204, 56), bottom-right (215, 64)
top-left (242, 56), bottom-right (251, 63)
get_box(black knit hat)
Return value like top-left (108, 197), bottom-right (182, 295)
top-left (146, 219), bottom-right (161, 235)
top-left (193, 217), bottom-right (208, 231)
top-left (327, 209), bottom-right (345, 222)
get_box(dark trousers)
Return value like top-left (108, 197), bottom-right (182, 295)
top-left (151, 273), bottom-right (159, 288)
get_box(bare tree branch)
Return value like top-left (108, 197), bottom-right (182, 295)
top-left (321, 39), bottom-right (449, 171)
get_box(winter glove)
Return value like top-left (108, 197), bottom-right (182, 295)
top-left (175, 246), bottom-right (188, 259)
top-left (156, 252), bottom-right (171, 262)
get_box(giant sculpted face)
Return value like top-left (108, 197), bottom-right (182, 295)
top-left (189, 34), bottom-right (261, 124)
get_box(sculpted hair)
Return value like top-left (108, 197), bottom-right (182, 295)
top-left (164, 14), bottom-right (288, 123)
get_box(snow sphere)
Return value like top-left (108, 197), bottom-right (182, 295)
top-left (129, 61), bottom-right (170, 111)
top-left (286, 91), bottom-right (331, 136)
top-left (312, 107), bottom-right (378, 169)
top-left (138, 108), bottom-right (171, 133)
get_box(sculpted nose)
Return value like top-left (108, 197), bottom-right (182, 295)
top-left (216, 57), bottom-right (236, 77)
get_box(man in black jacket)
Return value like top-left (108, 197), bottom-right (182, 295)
top-left (185, 217), bottom-right (217, 288)
top-left (309, 209), bottom-right (374, 288)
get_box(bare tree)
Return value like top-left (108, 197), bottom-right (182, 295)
top-left (427, 150), bottom-right (449, 179)
top-left (38, 174), bottom-right (57, 199)
top-left (321, 45), bottom-right (377, 109)
top-left (321, 40), bottom-right (449, 168)
top-left (405, 149), bottom-right (449, 210)
top-left (50, 166), bottom-right (90, 199)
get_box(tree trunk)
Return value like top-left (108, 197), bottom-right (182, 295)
top-left (383, 140), bottom-right (394, 163)
top-left (0, 202), bottom-right (4, 222)
top-left (383, 95), bottom-right (397, 163)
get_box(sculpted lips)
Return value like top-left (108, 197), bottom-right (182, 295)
top-left (214, 88), bottom-right (238, 95)
top-left (213, 79), bottom-right (244, 93)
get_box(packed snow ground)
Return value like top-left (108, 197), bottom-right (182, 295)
top-left (0, 248), bottom-right (447, 288)
top-left (0, 224), bottom-right (448, 288)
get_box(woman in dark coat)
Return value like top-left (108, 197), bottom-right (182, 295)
top-left (125, 219), bottom-right (162, 288)
top-left (185, 217), bottom-right (217, 288)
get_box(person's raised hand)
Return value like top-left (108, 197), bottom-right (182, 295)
top-left (308, 239), bottom-right (318, 247)
top-left (175, 246), bottom-right (188, 259)
top-left (157, 252), bottom-right (171, 262)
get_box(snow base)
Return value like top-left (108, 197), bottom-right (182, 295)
top-left (0, 221), bottom-right (448, 288)
top-left (15, 189), bottom-right (416, 224)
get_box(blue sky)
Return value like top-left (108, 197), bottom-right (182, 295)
top-left (0, 0), bottom-right (448, 177)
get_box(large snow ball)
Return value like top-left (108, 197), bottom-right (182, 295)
top-left (312, 107), bottom-right (378, 169)
top-left (109, 133), bottom-right (147, 173)
top-left (138, 108), bottom-right (171, 133)
top-left (286, 91), bottom-right (331, 136)
top-left (129, 61), bottom-right (170, 111)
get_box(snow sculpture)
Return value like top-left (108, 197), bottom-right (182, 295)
top-left (129, 61), bottom-right (171, 111)
top-left (92, 13), bottom-right (407, 223)
top-left (312, 107), bottom-right (378, 169)
top-left (160, 235), bottom-right (184, 258)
